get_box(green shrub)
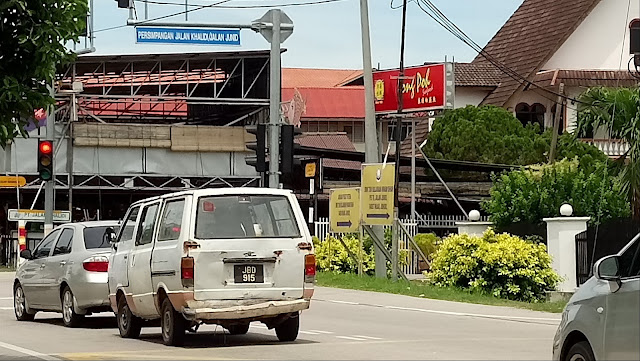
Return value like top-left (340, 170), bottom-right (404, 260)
top-left (483, 158), bottom-right (631, 227)
top-left (413, 233), bottom-right (440, 260)
top-left (428, 229), bottom-right (560, 302)
top-left (314, 235), bottom-right (376, 275)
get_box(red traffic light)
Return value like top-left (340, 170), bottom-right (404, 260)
top-left (39, 141), bottom-right (52, 154)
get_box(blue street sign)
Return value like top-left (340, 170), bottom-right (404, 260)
top-left (136, 27), bottom-right (241, 46)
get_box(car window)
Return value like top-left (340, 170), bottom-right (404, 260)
top-left (84, 226), bottom-right (120, 249)
top-left (32, 230), bottom-right (60, 259)
top-left (158, 199), bottom-right (186, 242)
top-left (116, 206), bottom-right (140, 244)
top-left (195, 195), bottom-right (300, 239)
top-left (52, 229), bottom-right (73, 256)
top-left (136, 203), bottom-right (159, 246)
top-left (620, 235), bottom-right (640, 278)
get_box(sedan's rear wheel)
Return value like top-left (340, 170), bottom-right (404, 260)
top-left (62, 287), bottom-right (84, 328)
top-left (14, 284), bottom-right (35, 321)
top-left (117, 296), bottom-right (142, 338)
top-left (565, 341), bottom-right (595, 361)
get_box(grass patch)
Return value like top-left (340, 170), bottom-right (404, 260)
top-left (316, 271), bottom-right (567, 313)
top-left (0, 266), bottom-right (15, 272)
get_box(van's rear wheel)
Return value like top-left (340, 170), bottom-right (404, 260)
top-left (275, 313), bottom-right (299, 342)
top-left (227, 323), bottom-right (250, 335)
top-left (161, 298), bottom-right (186, 346)
top-left (117, 296), bottom-right (142, 339)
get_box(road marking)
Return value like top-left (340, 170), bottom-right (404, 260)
top-left (299, 331), bottom-right (320, 335)
top-left (335, 336), bottom-right (367, 341)
top-left (0, 340), bottom-right (58, 360)
top-left (308, 330), bottom-right (333, 334)
top-left (250, 324), bottom-right (268, 329)
top-left (315, 298), bottom-right (560, 323)
top-left (0, 307), bottom-right (13, 310)
top-left (0, 297), bottom-right (12, 300)
top-left (352, 335), bottom-right (382, 340)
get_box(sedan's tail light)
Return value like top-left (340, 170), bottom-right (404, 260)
top-left (83, 256), bottom-right (109, 272)
top-left (181, 256), bottom-right (194, 287)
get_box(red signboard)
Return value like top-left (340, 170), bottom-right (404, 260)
top-left (373, 64), bottom-right (446, 114)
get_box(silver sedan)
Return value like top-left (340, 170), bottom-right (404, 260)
top-left (13, 221), bottom-right (120, 327)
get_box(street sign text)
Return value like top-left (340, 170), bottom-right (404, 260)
top-left (136, 27), bottom-right (241, 46)
top-left (330, 188), bottom-right (360, 233)
top-left (0, 176), bottom-right (26, 188)
top-left (361, 164), bottom-right (395, 225)
top-left (8, 209), bottom-right (72, 223)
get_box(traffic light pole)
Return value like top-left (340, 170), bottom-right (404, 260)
top-left (44, 83), bottom-right (55, 236)
top-left (268, 10), bottom-right (282, 189)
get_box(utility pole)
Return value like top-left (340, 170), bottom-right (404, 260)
top-left (549, 83), bottom-right (565, 163)
top-left (391, 0), bottom-right (409, 281)
top-left (359, 0), bottom-right (385, 278)
top-left (44, 82), bottom-right (55, 236)
top-left (268, 10), bottom-right (282, 188)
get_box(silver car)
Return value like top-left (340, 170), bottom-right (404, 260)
top-left (13, 221), bottom-right (120, 327)
top-left (553, 233), bottom-right (640, 361)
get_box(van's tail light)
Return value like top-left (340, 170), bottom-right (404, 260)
top-left (304, 254), bottom-right (316, 282)
top-left (181, 256), bottom-right (194, 287)
top-left (83, 256), bottom-right (109, 272)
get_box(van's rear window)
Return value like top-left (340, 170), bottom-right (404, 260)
top-left (195, 195), bottom-right (300, 239)
top-left (84, 226), bottom-right (119, 249)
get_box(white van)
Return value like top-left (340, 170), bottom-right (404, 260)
top-left (106, 188), bottom-right (315, 346)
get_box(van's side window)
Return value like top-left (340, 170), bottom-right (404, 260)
top-left (116, 206), bottom-right (140, 244)
top-left (136, 203), bottom-right (159, 246)
top-left (158, 199), bottom-right (186, 242)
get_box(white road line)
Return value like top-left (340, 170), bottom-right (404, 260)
top-left (0, 307), bottom-right (13, 310)
top-left (335, 336), bottom-right (367, 341)
top-left (315, 298), bottom-right (560, 322)
top-left (0, 297), bottom-right (12, 300)
top-left (0, 340), bottom-right (58, 360)
top-left (299, 331), bottom-right (320, 335)
top-left (308, 330), bottom-right (334, 334)
top-left (351, 335), bottom-right (383, 340)
top-left (251, 324), bottom-right (268, 329)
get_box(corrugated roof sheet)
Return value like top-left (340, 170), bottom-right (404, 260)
top-left (295, 132), bottom-right (360, 170)
top-left (282, 68), bottom-right (363, 88)
top-left (282, 87), bottom-right (364, 119)
top-left (474, 0), bottom-right (602, 106)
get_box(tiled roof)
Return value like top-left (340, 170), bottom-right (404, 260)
top-left (533, 69), bottom-right (640, 88)
top-left (295, 132), bottom-right (360, 170)
top-left (282, 68), bottom-right (363, 88)
top-left (474, 0), bottom-right (602, 106)
top-left (453, 63), bottom-right (502, 87)
top-left (281, 87), bottom-right (364, 119)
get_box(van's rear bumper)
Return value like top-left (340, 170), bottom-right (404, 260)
top-left (181, 299), bottom-right (309, 320)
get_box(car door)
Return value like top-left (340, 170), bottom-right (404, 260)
top-left (603, 235), bottom-right (640, 360)
top-left (43, 227), bottom-right (74, 310)
top-left (129, 201), bottom-right (161, 318)
top-left (152, 197), bottom-right (188, 298)
top-left (108, 206), bottom-right (140, 292)
top-left (22, 230), bottom-right (60, 308)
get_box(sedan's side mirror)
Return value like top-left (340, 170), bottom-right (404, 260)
top-left (105, 227), bottom-right (118, 245)
top-left (594, 255), bottom-right (622, 292)
top-left (20, 249), bottom-right (32, 260)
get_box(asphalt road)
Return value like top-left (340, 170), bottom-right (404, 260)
top-left (0, 272), bottom-right (560, 360)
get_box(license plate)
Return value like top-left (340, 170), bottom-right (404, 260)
top-left (234, 264), bottom-right (264, 283)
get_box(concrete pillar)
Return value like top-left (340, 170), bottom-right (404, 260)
top-left (544, 209), bottom-right (590, 293)
top-left (456, 210), bottom-right (492, 237)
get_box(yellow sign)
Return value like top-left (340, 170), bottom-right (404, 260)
top-left (305, 162), bottom-right (317, 178)
top-left (374, 79), bottom-right (385, 101)
top-left (0, 176), bottom-right (26, 188)
top-left (329, 188), bottom-right (360, 233)
top-left (361, 163), bottom-right (395, 225)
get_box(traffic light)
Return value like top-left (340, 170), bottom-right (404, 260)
top-left (280, 124), bottom-right (302, 175)
top-left (115, 0), bottom-right (130, 8)
top-left (246, 124), bottom-right (267, 172)
top-left (38, 140), bottom-right (53, 181)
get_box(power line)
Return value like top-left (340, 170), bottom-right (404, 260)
top-left (95, 0), bottom-right (345, 33)
top-left (415, 0), bottom-right (584, 109)
top-left (143, 0), bottom-right (345, 8)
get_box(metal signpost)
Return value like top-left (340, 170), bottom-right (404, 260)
top-left (127, 9), bottom-right (293, 189)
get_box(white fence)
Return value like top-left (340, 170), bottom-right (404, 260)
top-left (414, 213), bottom-right (489, 228)
top-left (314, 218), bottom-right (421, 275)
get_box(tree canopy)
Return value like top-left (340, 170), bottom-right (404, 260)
top-left (0, 0), bottom-right (87, 148)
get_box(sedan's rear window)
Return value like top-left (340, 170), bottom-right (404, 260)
top-left (195, 195), bottom-right (300, 239)
top-left (84, 226), bottom-right (120, 249)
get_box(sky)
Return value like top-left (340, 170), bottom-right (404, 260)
top-left (87, 0), bottom-right (524, 69)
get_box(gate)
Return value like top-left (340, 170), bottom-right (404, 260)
top-left (575, 230), bottom-right (589, 286)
